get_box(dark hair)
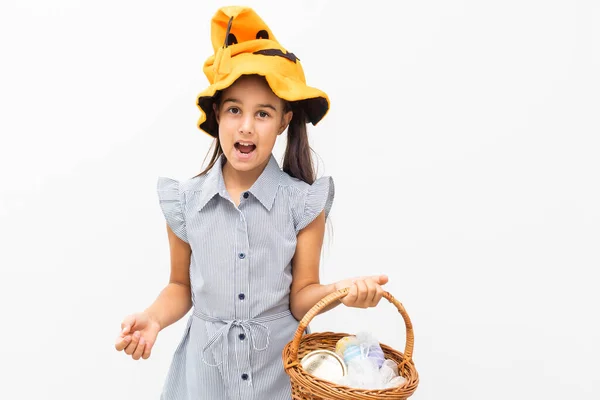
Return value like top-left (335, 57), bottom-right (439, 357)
top-left (194, 85), bottom-right (316, 185)
top-left (281, 103), bottom-right (315, 184)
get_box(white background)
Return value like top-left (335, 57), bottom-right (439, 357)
top-left (1, 0), bottom-right (598, 399)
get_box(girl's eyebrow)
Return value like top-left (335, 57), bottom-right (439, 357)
top-left (222, 98), bottom-right (241, 105)
top-left (223, 98), bottom-right (277, 112)
top-left (257, 103), bottom-right (277, 111)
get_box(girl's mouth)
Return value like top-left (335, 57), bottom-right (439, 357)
top-left (234, 142), bottom-right (256, 160)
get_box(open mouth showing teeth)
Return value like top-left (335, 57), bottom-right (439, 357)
top-left (234, 142), bottom-right (256, 154)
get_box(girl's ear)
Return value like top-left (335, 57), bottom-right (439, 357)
top-left (213, 102), bottom-right (220, 124)
top-left (279, 111), bottom-right (293, 135)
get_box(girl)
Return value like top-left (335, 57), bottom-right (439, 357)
top-left (115, 6), bottom-right (388, 400)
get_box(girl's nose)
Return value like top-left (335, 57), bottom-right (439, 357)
top-left (239, 114), bottom-right (254, 135)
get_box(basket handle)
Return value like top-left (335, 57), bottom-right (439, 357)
top-left (289, 287), bottom-right (415, 364)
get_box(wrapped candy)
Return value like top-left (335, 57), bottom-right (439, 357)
top-left (335, 335), bottom-right (357, 356)
top-left (333, 332), bottom-right (407, 390)
top-left (335, 332), bottom-right (385, 368)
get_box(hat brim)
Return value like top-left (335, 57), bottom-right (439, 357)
top-left (196, 55), bottom-right (329, 137)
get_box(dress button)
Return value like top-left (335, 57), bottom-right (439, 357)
top-left (238, 293), bottom-right (245, 300)
top-left (239, 333), bottom-right (246, 340)
top-left (241, 373), bottom-right (249, 380)
top-left (239, 252), bottom-right (246, 259)
top-left (243, 192), bottom-right (249, 199)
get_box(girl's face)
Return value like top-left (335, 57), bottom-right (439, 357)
top-left (214, 75), bottom-right (293, 174)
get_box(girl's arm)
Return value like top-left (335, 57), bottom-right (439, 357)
top-left (290, 211), bottom-right (336, 320)
top-left (290, 211), bottom-right (388, 321)
top-left (144, 223), bottom-right (193, 330)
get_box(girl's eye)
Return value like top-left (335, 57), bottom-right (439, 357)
top-left (227, 107), bottom-right (240, 115)
top-left (257, 111), bottom-right (270, 118)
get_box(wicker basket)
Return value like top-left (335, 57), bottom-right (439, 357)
top-left (282, 287), bottom-right (419, 399)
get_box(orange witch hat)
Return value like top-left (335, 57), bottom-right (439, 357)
top-left (196, 6), bottom-right (330, 137)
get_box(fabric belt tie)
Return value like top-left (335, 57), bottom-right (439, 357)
top-left (192, 309), bottom-right (292, 384)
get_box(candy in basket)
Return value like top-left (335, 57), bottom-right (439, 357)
top-left (282, 287), bottom-right (419, 400)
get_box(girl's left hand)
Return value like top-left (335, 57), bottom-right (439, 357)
top-left (333, 275), bottom-right (389, 308)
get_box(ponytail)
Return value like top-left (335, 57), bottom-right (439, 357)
top-left (282, 105), bottom-right (315, 184)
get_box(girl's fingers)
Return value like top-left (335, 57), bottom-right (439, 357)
top-left (142, 339), bottom-right (154, 360)
top-left (364, 279), bottom-right (378, 306)
top-left (124, 331), bottom-right (141, 355)
top-left (370, 274), bottom-right (388, 286)
top-left (132, 337), bottom-right (146, 360)
top-left (115, 335), bottom-right (132, 351)
top-left (370, 282), bottom-right (384, 307)
top-left (338, 275), bottom-right (388, 308)
top-left (121, 314), bottom-right (137, 335)
top-left (342, 282), bottom-right (358, 306)
top-left (354, 280), bottom-right (368, 307)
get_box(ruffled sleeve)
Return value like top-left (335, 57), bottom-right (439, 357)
top-left (157, 177), bottom-right (188, 243)
top-left (296, 176), bottom-right (335, 233)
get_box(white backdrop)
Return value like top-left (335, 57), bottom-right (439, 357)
top-left (1, 1), bottom-right (598, 399)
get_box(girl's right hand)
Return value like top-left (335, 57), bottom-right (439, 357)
top-left (114, 312), bottom-right (160, 360)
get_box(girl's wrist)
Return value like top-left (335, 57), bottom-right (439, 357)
top-left (328, 282), bottom-right (339, 293)
top-left (145, 309), bottom-right (163, 331)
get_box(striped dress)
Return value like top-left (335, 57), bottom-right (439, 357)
top-left (156, 153), bottom-right (334, 400)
